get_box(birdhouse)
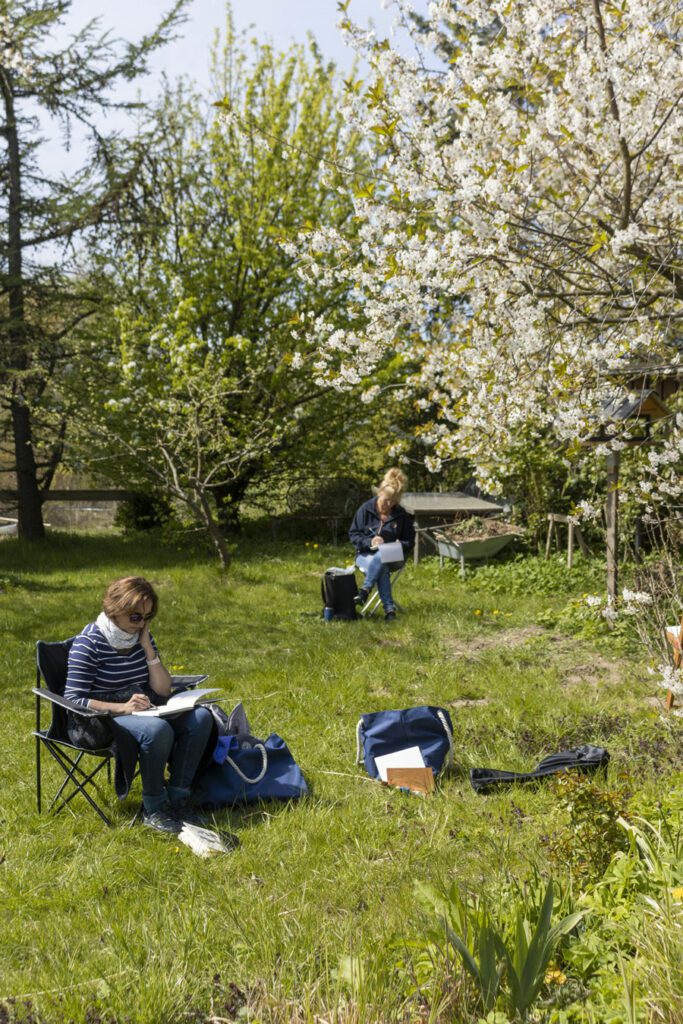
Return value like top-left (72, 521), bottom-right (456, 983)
top-left (589, 389), bottom-right (672, 444)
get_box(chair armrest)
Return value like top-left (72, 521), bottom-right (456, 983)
top-left (171, 674), bottom-right (208, 692)
top-left (32, 688), bottom-right (109, 718)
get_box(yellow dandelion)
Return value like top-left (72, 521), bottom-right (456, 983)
top-left (672, 887), bottom-right (683, 900)
top-left (544, 968), bottom-right (567, 985)
top-left (313, 543), bottom-right (319, 549)
top-left (492, 609), bottom-right (500, 616)
top-left (474, 609), bottom-right (483, 616)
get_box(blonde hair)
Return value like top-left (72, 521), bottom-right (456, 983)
top-left (377, 467), bottom-right (407, 505)
top-left (102, 576), bottom-right (158, 620)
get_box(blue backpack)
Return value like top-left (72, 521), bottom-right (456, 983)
top-left (356, 706), bottom-right (454, 781)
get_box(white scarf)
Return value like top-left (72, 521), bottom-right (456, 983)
top-left (96, 611), bottom-right (139, 650)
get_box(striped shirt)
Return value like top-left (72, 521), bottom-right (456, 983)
top-left (65, 622), bottom-right (158, 708)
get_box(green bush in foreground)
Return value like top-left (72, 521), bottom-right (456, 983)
top-left (0, 534), bottom-right (681, 1022)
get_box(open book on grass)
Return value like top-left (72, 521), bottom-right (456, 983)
top-left (132, 688), bottom-right (221, 717)
top-left (178, 823), bottom-right (239, 857)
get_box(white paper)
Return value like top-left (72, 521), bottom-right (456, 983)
top-left (132, 688), bottom-right (220, 717)
top-left (178, 823), bottom-right (233, 858)
top-left (378, 541), bottom-right (404, 564)
top-left (374, 745), bottom-right (425, 782)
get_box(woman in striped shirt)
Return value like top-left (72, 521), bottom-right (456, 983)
top-left (65, 576), bottom-right (212, 834)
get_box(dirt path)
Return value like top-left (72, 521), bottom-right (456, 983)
top-left (444, 626), bottom-right (627, 688)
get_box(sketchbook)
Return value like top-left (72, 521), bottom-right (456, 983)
top-left (374, 745), bottom-right (425, 782)
top-left (378, 541), bottom-right (404, 564)
top-left (132, 688), bottom-right (221, 717)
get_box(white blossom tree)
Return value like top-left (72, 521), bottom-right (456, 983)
top-left (291, 0), bottom-right (683, 509)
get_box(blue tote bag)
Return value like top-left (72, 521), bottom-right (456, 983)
top-left (357, 706), bottom-right (454, 781)
top-left (193, 733), bottom-right (309, 809)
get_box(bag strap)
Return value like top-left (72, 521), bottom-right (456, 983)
top-left (356, 718), bottom-right (364, 764)
top-left (224, 742), bottom-right (268, 784)
top-left (437, 709), bottom-right (454, 770)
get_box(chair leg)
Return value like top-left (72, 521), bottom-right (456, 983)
top-left (128, 802), bottom-right (143, 828)
top-left (36, 733), bottom-right (42, 814)
top-left (360, 569), bottom-right (405, 618)
top-left (360, 591), bottom-right (382, 618)
top-left (41, 742), bottom-right (113, 826)
top-left (35, 687), bottom-right (42, 814)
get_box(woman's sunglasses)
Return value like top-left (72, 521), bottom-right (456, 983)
top-left (128, 610), bottom-right (155, 623)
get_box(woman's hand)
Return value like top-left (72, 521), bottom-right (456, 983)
top-left (371, 536), bottom-right (384, 548)
top-left (138, 620), bottom-right (155, 658)
top-left (120, 693), bottom-right (152, 715)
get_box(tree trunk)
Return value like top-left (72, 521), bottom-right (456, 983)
top-left (605, 450), bottom-right (620, 607)
top-left (1, 66), bottom-right (45, 539)
top-left (197, 490), bottom-right (231, 571)
top-left (12, 398), bottom-right (44, 538)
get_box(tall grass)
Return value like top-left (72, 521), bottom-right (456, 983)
top-left (0, 534), bottom-right (674, 1022)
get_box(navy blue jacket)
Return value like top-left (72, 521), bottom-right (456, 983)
top-left (349, 498), bottom-right (415, 556)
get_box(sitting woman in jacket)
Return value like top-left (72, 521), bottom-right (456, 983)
top-left (349, 468), bottom-right (415, 620)
top-left (64, 576), bottom-right (212, 834)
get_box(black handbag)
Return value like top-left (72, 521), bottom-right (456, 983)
top-left (66, 685), bottom-right (145, 750)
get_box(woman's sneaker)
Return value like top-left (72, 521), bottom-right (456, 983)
top-left (384, 608), bottom-right (397, 621)
top-left (171, 798), bottom-right (205, 827)
top-left (142, 803), bottom-right (183, 834)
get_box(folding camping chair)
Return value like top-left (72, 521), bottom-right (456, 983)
top-left (359, 564), bottom-right (406, 618)
top-left (33, 638), bottom-right (206, 826)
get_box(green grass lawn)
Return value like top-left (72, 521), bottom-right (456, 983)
top-left (1, 534), bottom-right (681, 1023)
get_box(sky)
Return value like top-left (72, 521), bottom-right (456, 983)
top-left (36, 0), bottom-right (418, 176)
top-left (54, 0), bottom-right (408, 95)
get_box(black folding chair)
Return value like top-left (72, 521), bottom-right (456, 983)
top-left (33, 638), bottom-right (208, 826)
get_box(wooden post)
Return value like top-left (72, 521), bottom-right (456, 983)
top-left (544, 517), bottom-right (553, 560)
top-left (575, 525), bottom-right (590, 557)
top-left (567, 522), bottom-right (574, 569)
top-left (605, 451), bottom-right (620, 606)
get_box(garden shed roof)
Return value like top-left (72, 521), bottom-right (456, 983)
top-left (600, 390), bottom-right (670, 422)
top-left (401, 492), bottom-right (503, 515)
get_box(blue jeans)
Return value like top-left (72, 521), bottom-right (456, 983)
top-left (356, 552), bottom-right (398, 611)
top-left (114, 707), bottom-right (213, 801)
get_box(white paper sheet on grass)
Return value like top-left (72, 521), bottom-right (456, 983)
top-left (374, 746), bottom-right (425, 782)
top-left (378, 541), bottom-right (404, 564)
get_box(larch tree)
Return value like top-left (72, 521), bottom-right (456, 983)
top-left (0, 0), bottom-right (187, 538)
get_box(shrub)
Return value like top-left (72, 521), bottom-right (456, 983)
top-left (114, 492), bottom-right (174, 533)
top-left (544, 773), bottom-right (632, 887)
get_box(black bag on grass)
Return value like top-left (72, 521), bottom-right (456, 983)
top-left (321, 568), bottom-right (358, 621)
top-left (470, 744), bottom-right (609, 794)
